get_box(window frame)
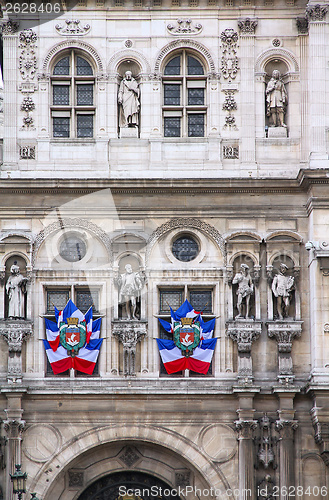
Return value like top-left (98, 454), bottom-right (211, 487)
top-left (50, 50), bottom-right (96, 139)
top-left (162, 51), bottom-right (207, 138)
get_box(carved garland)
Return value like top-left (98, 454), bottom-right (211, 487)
top-left (146, 218), bottom-right (226, 264)
top-left (154, 39), bottom-right (216, 74)
top-left (42, 40), bottom-right (103, 72)
top-left (33, 218), bottom-right (112, 266)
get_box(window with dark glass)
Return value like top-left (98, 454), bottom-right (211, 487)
top-left (163, 51), bottom-right (206, 137)
top-left (172, 235), bottom-right (199, 262)
top-left (51, 51), bottom-right (95, 138)
top-left (59, 235), bottom-right (87, 262)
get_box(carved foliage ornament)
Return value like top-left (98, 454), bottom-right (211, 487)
top-left (238, 18), bottom-right (258, 35)
top-left (167, 19), bottom-right (203, 35)
top-left (220, 29), bottom-right (239, 81)
top-left (235, 419), bottom-right (258, 439)
top-left (0, 20), bottom-right (19, 35)
top-left (257, 415), bottom-right (276, 469)
top-left (55, 19), bottom-right (91, 36)
top-left (306, 4), bottom-right (328, 21)
top-left (112, 321), bottom-right (147, 376)
top-left (19, 29), bottom-right (37, 80)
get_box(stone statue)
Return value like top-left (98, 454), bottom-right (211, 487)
top-left (117, 264), bottom-right (143, 320)
top-left (232, 263), bottom-right (254, 319)
top-left (266, 70), bottom-right (288, 127)
top-left (118, 71), bottom-right (140, 128)
top-left (271, 263), bottom-right (294, 320)
top-left (6, 263), bottom-right (28, 318)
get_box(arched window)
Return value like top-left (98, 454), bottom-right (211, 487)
top-left (51, 51), bottom-right (95, 138)
top-left (163, 51), bottom-right (207, 137)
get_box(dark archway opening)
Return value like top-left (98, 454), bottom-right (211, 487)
top-left (77, 471), bottom-right (182, 500)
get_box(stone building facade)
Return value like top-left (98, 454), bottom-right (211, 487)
top-left (0, 1), bottom-right (329, 499)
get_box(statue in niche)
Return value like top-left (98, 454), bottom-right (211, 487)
top-left (232, 263), bottom-right (254, 319)
top-left (6, 262), bottom-right (28, 319)
top-left (266, 70), bottom-right (288, 127)
top-left (117, 264), bottom-right (143, 320)
top-left (271, 263), bottom-right (294, 320)
top-left (118, 71), bottom-right (140, 128)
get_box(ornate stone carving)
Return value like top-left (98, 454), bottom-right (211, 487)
top-left (0, 436), bottom-right (6, 470)
top-left (20, 96), bottom-right (35, 112)
top-left (55, 19), bottom-right (91, 36)
top-left (232, 264), bottom-right (254, 319)
top-left (175, 470), bottom-right (191, 487)
top-left (20, 146), bottom-right (36, 160)
top-left (0, 20), bottom-right (19, 35)
top-left (220, 29), bottom-right (239, 81)
top-left (235, 419), bottom-right (258, 439)
top-left (119, 446), bottom-right (141, 467)
top-left (22, 116), bottom-right (34, 129)
top-left (223, 145), bottom-right (239, 159)
top-left (275, 419), bottom-right (298, 439)
top-left (256, 414), bottom-right (276, 469)
top-left (238, 18), bottom-right (258, 35)
top-left (227, 320), bottom-right (262, 383)
top-left (257, 475), bottom-right (275, 500)
top-left (125, 39), bottom-right (133, 48)
top-left (19, 29), bottom-right (37, 80)
top-left (270, 263), bottom-right (294, 320)
top-left (146, 218), bottom-right (225, 264)
top-left (296, 17), bottom-right (309, 34)
top-left (306, 4), bottom-right (328, 21)
top-left (222, 93), bottom-right (237, 112)
top-left (112, 320), bottom-right (147, 376)
top-left (226, 265), bottom-right (234, 285)
top-left (68, 470), bottom-right (84, 488)
top-left (267, 321), bottom-right (302, 384)
top-left (224, 114), bottom-right (238, 131)
top-left (0, 319), bottom-right (33, 382)
top-left (167, 19), bottom-right (203, 35)
top-left (3, 417), bottom-right (25, 437)
top-left (33, 218), bottom-right (112, 266)
top-left (310, 407), bottom-right (329, 466)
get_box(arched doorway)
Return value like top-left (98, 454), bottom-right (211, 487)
top-left (77, 471), bottom-right (182, 500)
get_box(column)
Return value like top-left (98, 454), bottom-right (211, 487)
top-left (3, 391), bottom-right (26, 500)
top-left (306, 3), bottom-right (328, 164)
top-left (1, 21), bottom-right (19, 170)
top-left (235, 392), bottom-right (259, 500)
top-left (238, 19), bottom-right (258, 170)
top-left (296, 17), bottom-right (309, 163)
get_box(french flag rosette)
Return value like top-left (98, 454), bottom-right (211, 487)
top-left (43, 299), bottom-right (102, 375)
top-left (157, 299), bottom-right (217, 374)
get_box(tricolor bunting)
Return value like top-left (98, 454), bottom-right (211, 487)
top-left (43, 299), bottom-right (102, 375)
top-left (157, 299), bottom-right (217, 374)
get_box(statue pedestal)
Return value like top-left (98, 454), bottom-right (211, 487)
top-left (0, 319), bottom-right (33, 383)
top-left (119, 127), bottom-right (138, 138)
top-left (112, 320), bottom-right (148, 376)
top-left (267, 320), bottom-right (302, 384)
top-left (268, 126), bottom-right (288, 138)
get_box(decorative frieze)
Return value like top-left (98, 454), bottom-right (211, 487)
top-left (267, 321), bottom-right (302, 384)
top-left (0, 20), bottom-right (19, 35)
top-left (222, 93), bottom-right (237, 112)
top-left (55, 19), bottom-right (91, 36)
top-left (238, 18), bottom-right (258, 35)
top-left (19, 29), bottom-right (37, 81)
top-left (296, 17), bottom-right (309, 34)
top-left (112, 320), bottom-right (147, 376)
top-left (0, 319), bottom-right (33, 383)
top-left (220, 28), bottom-right (239, 81)
top-left (306, 4), bottom-right (328, 21)
top-left (167, 19), bottom-right (203, 35)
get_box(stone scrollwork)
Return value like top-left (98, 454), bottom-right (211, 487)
top-left (310, 407), bottom-right (329, 466)
top-left (55, 19), bottom-right (91, 36)
top-left (167, 19), bottom-right (203, 35)
top-left (306, 4), bottom-right (328, 21)
top-left (220, 28), bottom-right (239, 81)
top-left (19, 29), bottom-right (37, 81)
top-left (112, 320), bottom-right (147, 376)
top-left (235, 419), bottom-right (258, 439)
top-left (275, 419), bottom-right (298, 439)
top-left (0, 319), bottom-right (33, 383)
top-left (238, 18), bottom-right (258, 35)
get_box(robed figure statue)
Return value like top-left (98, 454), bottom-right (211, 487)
top-left (118, 70), bottom-right (140, 128)
top-left (6, 263), bottom-right (28, 318)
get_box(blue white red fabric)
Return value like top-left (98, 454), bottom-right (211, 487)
top-left (43, 299), bottom-right (102, 375)
top-left (157, 300), bottom-right (217, 374)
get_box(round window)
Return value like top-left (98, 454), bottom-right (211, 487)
top-left (59, 235), bottom-right (87, 262)
top-left (172, 235), bottom-right (199, 262)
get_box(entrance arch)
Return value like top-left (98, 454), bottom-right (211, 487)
top-left (77, 471), bottom-right (181, 500)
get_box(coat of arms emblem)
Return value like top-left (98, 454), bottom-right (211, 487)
top-left (173, 317), bottom-right (201, 357)
top-left (59, 317), bottom-right (86, 356)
